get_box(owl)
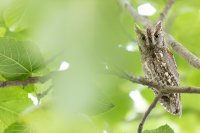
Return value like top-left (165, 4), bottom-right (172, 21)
top-left (135, 22), bottom-right (182, 115)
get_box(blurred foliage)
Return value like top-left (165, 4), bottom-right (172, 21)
top-left (0, 0), bottom-right (198, 133)
top-left (0, 87), bottom-right (32, 132)
top-left (143, 124), bottom-right (174, 133)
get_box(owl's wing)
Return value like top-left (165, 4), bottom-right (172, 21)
top-left (164, 48), bottom-right (179, 85)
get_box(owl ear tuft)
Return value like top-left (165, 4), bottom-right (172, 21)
top-left (135, 24), bottom-right (143, 35)
top-left (155, 21), bottom-right (162, 33)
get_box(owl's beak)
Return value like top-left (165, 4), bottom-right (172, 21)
top-left (146, 28), bottom-right (156, 46)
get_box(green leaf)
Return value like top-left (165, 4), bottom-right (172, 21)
top-left (143, 124), bottom-right (174, 133)
top-left (4, 122), bottom-right (29, 133)
top-left (0, 37), bottom-right (44, 80)
top-left (0, 87), bottom-right (32, 132)
top-left (3, 0), bottom-right (29, 32)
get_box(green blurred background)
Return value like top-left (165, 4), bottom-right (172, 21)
top-left (0, 0), bottom-right (200, 133)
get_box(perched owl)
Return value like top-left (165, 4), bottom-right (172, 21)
top-left (135, 22), bottom-right (181, 115)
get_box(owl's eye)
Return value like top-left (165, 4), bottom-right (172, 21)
top-left (142, 36), bottom-right (145, 41)
top-left (155, 34), bottom-right (159, 38)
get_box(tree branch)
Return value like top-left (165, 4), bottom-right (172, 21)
top-left (166, 34), bottom-right (200, 69)
top-left (0, 74), bottom-right (51, 89)
top-left (118, 0), bottom-right (152, 27)
top-left (119, 71), bottom-right (200, 94)
top-left (158, 0), bottom-right (175, 22)
top-left (138, 93), bottom-right (161, 133)
top-left (161, 86), bottom-right (200, 94)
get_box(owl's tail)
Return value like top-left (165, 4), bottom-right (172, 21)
top-left (159, 93), bottom-right (182, 115)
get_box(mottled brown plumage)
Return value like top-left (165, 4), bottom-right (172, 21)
top-left (135, 22), bottom-right (181, 115)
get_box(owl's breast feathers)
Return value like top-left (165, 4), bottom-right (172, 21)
top-left (143, 47), bottom-right (178, 86)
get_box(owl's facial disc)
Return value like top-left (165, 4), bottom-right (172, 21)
top-left (135, 21), bottom-right (163, 49)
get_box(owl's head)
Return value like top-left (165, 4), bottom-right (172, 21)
top-left (135, 21), bottom-right (164, 53)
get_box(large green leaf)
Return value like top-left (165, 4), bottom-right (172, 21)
top-left (0, 87), bottom-right (32, 132)
top-left (0, 37), bottom-right (44, 80)
top-left (143, 124), bottom-right (174, 133)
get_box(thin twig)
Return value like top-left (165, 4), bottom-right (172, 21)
top-left (158, 0), bottom-right (175, 22)
top-left (138, 93), bottom-right (161, 133)
top-left (37, 85), bottom-right (53, 100)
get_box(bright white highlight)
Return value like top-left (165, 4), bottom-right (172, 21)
top-left (103, 130), bottom-right (108, 133)
top-left (129, 90), bottom-right (148, 112)
top-left (28, 93), bottom-right (39, 105)
top-left (138, 3), bottom-right (156, 16)
top-left (126, 42), bottom-right (137, 52)
top-left (59, 61), bottom-right (70, 71)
